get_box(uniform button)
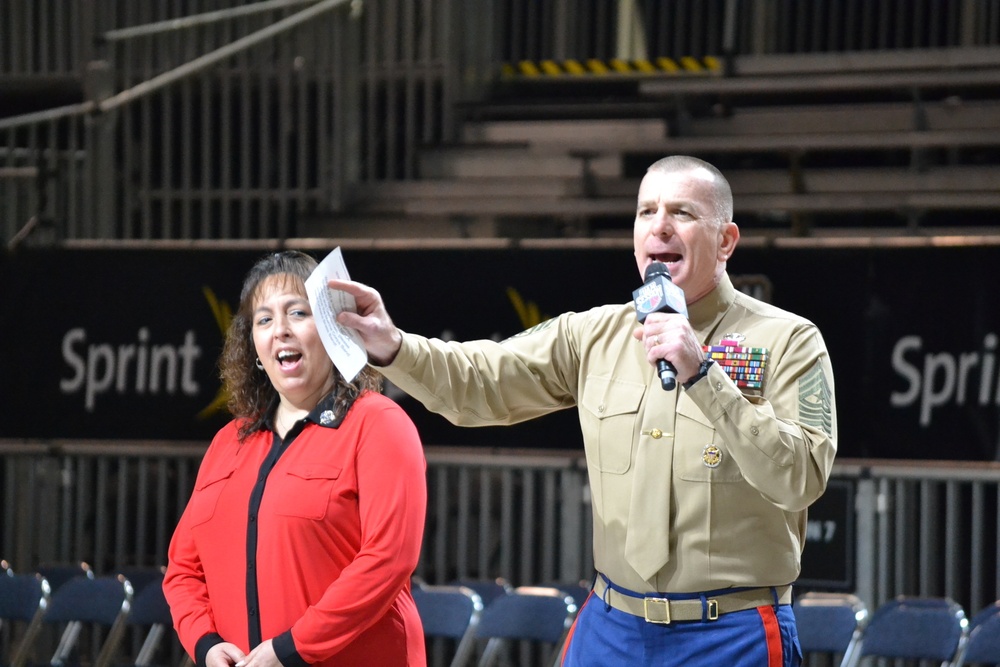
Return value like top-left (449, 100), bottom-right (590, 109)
top-left (750, 426), bottom-right (760, 436)
top-left (650, 428), bottom-right (662, 439)
top-left (715, 381), bottom-right (723, 390)
top-left (598, 404), bottom-right (606, 414)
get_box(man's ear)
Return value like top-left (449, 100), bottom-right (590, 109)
top-left (719, 221), bottom-right (740, 260)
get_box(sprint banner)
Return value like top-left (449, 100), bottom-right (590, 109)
top-left (2, 244), bottom-right (999, 462)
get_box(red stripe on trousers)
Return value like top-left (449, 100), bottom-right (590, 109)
top-left (758, 605), bottom-right (783, 667)
top-left (560, 592), bottom-right (592, 666)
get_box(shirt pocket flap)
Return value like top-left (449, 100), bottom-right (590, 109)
top-left (276, 465), bottom-right (343, 519)
top-left (580, 375), bottom-right (645, 419)
top-left (194, 463), bottom-right (237, 492)
top-left (580, 375), bottom-right (645, 474)
top-left (286, 464), bottom-right (342, 481)
top-left (676, 395), bottom-right (713, 426)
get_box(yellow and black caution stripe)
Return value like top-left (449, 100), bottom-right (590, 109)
top-left (501, 55), bottom-right (721, 79)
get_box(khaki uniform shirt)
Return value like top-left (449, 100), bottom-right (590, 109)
top-left (381, 273), bottom-right (837, 594)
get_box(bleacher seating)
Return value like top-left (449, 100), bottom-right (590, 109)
top-left (339, 46), bottom-right (1000, 240)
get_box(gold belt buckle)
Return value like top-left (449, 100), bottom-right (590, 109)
top-left (643, 597), bottom-right (671, 624)
top-left (707, 598), bottom-right (719, 621)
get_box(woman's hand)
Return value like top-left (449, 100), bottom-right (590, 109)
top-left (233, 639), bottom-right (281, 667)
top-left (206, 643), bottom-right (246, 667)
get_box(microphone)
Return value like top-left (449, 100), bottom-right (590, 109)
top-left (633, 262), bottom-right (688, 390)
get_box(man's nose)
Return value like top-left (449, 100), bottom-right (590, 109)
top-left (651, 212), bottom-right (674, 236)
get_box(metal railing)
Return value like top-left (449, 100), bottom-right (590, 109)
top-left (1, 0), bottom-right (485, 245)
top-left (3, 440), bottom-right (999, 611)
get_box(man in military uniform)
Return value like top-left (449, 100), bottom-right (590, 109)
top-left (333, 155), bottom-right (836, 666)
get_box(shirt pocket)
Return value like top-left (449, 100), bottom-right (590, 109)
top-left (580, 374), bottom-right (645, 474)
top-left (187, 463), bottom-right (238, 527)
top-left (272, 464), bottom-right (343, 520)
top-left (675, 398), bottom-right (744, 483)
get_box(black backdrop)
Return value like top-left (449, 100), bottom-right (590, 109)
top-left (3, 244), bottom-right (998, 461)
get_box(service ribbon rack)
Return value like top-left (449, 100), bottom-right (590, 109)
top-left (702, 338), bottom-right (769, 390)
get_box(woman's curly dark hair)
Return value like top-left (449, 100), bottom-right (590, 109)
top-left (220, 250), bottom-right (383, 441)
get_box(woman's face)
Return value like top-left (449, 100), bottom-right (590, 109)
top-left (251, 274), bottom-right (334, 410)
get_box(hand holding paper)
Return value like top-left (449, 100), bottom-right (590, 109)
top-left (305, 247), bottom-right (368, 382)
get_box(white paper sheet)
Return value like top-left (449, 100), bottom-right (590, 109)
top-left (304, 247), bottom-right (367, 382)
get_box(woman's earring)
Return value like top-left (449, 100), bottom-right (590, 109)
top-left (255, 357), bottom-right (264, 370)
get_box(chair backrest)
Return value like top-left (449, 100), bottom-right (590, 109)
top-left (793, 592), bottom-right (868, 667)
top-left (957, 601), bottom-right (1000, 666)
top-left (36, 562), bottom-right (94, 593)
top-left (475, 586), bottom-right (578, 667)
top-left (0, 573), bottom-right (51, 667)
top-left (539, 581), bottom-right (593, 610)
top-left (118, 566), bottom-right (167, 597)
top-left (448, 578), bottom-right (512, 607)
top-left (44, 574), bottom-right (133, 667)
top-left (412, 583), bottom-right (483, 667)
top-left (859, 596), bottom-right (968, 665)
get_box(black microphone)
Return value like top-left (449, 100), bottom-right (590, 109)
top-left (633, 262), bottom-right (688, 390)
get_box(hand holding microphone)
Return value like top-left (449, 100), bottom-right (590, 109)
top-left (632, 262), bottom-right (688, 390)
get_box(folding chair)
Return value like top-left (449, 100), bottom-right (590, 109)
top-left (448, 579), bottom-right (512, 607)
top-left (956, 601), bottom-right (1000, 666)
top-left (792, 592), bottom-right (867, 667)
top-left (539, 581), bottom-right (592, 610)
top-left (123, 573), bottom-right (173, 667)
top-left (474, 586), bottom-right (578, 667)
top-left (117, 567), bottom-right (167, 597)
top-left (858, 596), bottom-right (968, 667)
top-left (42, 574), bottom-right (133, 667)
top-left (0, 573), bottom-right (51, 667)
top-left (412, 582), bottom-right (483, 667)
top-left (35, 563), bottom-right (93, 594)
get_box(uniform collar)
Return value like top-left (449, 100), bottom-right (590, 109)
top-left (263, 391), bottom-right (346, 433)
top-left (687, 272), bottom-right (735, 332)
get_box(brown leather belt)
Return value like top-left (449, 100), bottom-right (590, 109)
top-left (593, 576), bottom-right (792, 624)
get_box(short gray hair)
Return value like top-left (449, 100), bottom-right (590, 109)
top-left (647, 155), bottom-right (733, 224)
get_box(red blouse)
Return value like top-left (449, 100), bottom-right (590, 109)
top-left (164, 392), bottom-right (427, 667)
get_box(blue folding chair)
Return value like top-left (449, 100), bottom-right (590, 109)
top-left (539, 580), bottom-right (593, 610)
top-left (474, 586), bottom-right (577, 667)
top-left (117, 567), bottom-right (167, 597)
top-left (124, 573), bottom-right (173, 667)
top-left (42, 574), bottom-right (133, 667)
top-left (793, 592), bottom-right (867, 667)
top-left (448, 578), bottom-right (512, 608)
top-left (858, 596), bottom-right (968, 667)
top-left (956, 601), bottom-right (1000, 666)
top-left (35, 563), bottom-right (93, 594)
top-left (0, 572), bottom-right (51, 667)
top-left (412, 581), bottom-right (483, 667)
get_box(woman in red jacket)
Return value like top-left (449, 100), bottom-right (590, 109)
top-left (164, 251), bottom-right (427, 667)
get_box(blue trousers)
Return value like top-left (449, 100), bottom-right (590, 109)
top-left (561, 591), bottom-right (801, 667)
